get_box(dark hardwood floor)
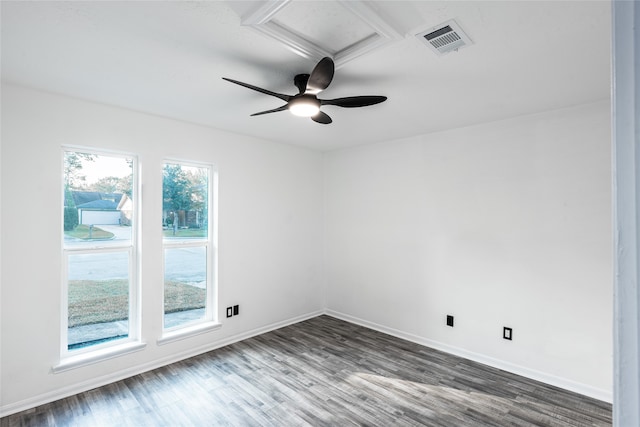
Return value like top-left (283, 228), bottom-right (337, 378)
top-left (1, 315), bottom-right (612, 426)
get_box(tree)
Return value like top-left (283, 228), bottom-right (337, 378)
top-left (90, 175), bottom-right (132, 196)
top-left (64, 152), bottom-right (95, 189)
top-left (116, 174), bottom-right (133, 197)
top-left (163, 164), bottom-right (210, 229)
top-left (120, 158), bottom-right (134, 197)
top-left (63, 185), bottom-right (78, 231)
top-left (163, 164), bottom-right (192, 226)
top-left (63, 151), bottom-right (94, 231)
top-left (187, 168), bottom-right (207, 210)
top-left (90, 176), bottom-right (119, 193)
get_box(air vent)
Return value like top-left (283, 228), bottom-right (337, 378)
top-left (416, 19), bottom-right (472, 55)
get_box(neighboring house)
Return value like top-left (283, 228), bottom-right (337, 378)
top-left (117, 194), bottom-right (133, 226)
top-left (71, 191), bottom-right (132, 225)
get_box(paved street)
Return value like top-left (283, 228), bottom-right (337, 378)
top-left (66, 225), bottom-right (206, 283)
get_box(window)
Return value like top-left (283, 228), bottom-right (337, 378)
top-left (62, 150), bottom-right (138, 355)
top-left (162, 161), bottom-right (216, 333)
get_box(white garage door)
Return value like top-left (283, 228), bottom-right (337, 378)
top-left (80, 210), bottom-right (121, 225)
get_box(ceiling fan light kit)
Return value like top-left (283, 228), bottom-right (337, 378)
top-left (222, 56), bottom-right (387, 124)
top-left (288, 96), bottom-right (321, 117)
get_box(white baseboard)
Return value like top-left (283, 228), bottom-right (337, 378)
top-left (324, 309), bottom-right (613, 404)
top-left (0, 310), bottom-right (324, 418)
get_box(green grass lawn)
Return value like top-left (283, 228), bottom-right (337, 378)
top-left (163, 228), bottom-right (207, 238)
top-left (65, 224), bottom-right (114, 240)
top-left (68, 279), bottom-right (205, 327)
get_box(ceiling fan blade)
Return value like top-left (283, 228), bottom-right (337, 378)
top-left (250, 105), bottom-right (289, 116)
top-left (306, 57), bottom-right (334, 95)
top-left (222, 77), bottom-right (290, 102)
top-left (311, 111), bottom-right (332, 124)
top-left (321, 96), bottom-right (387, 108)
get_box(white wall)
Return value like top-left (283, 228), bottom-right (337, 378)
top-left (324, 100), bottom-right (612, 401)
top-left (0, 84), bottom-right (325, 414)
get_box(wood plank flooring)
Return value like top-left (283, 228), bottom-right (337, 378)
top-left (1, 315), bottom-right (612, 426)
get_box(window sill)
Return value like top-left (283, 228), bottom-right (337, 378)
top-left (53, 341), bottom-right (147, 373)
top-left (157, 321), bottom-right (222, 346)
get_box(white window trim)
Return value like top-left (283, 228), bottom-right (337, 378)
top-left (157, 321), bottom-right (222, 346)
top-left (53, 341), bottom-right (147, 373)
top-left (59, 148), bottom-right (141, 367)
top-left (159, 160), bottom-right (218, 342)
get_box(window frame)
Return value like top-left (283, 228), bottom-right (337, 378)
top-left (159, 159), bottom-right (219, 343)
top-left (58, 147), bottom-right (142, 366)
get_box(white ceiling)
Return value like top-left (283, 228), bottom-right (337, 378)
top-left (0, 1), bottom-right (611, 151)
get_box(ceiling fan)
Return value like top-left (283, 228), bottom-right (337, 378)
top-left (222, 57), bottom-right (387, 124)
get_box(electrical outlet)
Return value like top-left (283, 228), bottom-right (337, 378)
top-left (446, 315), bottom-right (454, 327)
top-left (233, 305), bottom-right (239, 316)
top-left (226, 307), bottom-right (233, 318)
top-left (503, 327), bottom-right (513, 340)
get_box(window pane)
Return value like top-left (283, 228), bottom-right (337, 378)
top-left (162, 163), bottom-right (208, 240)
top-left (64, 151), bottom-right (133, 248)
top-left (162, 161), bottom-right (211, 331)
top-left (164, 246), bottom-right (207, 329)
top-left (67, 252), bottom-right (130, 350)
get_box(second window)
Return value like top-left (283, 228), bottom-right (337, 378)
top-left (162, 161), bottom-right (214, 330)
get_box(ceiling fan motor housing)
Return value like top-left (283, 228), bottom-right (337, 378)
top-left (294, 74), bottom-right (311, 94)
